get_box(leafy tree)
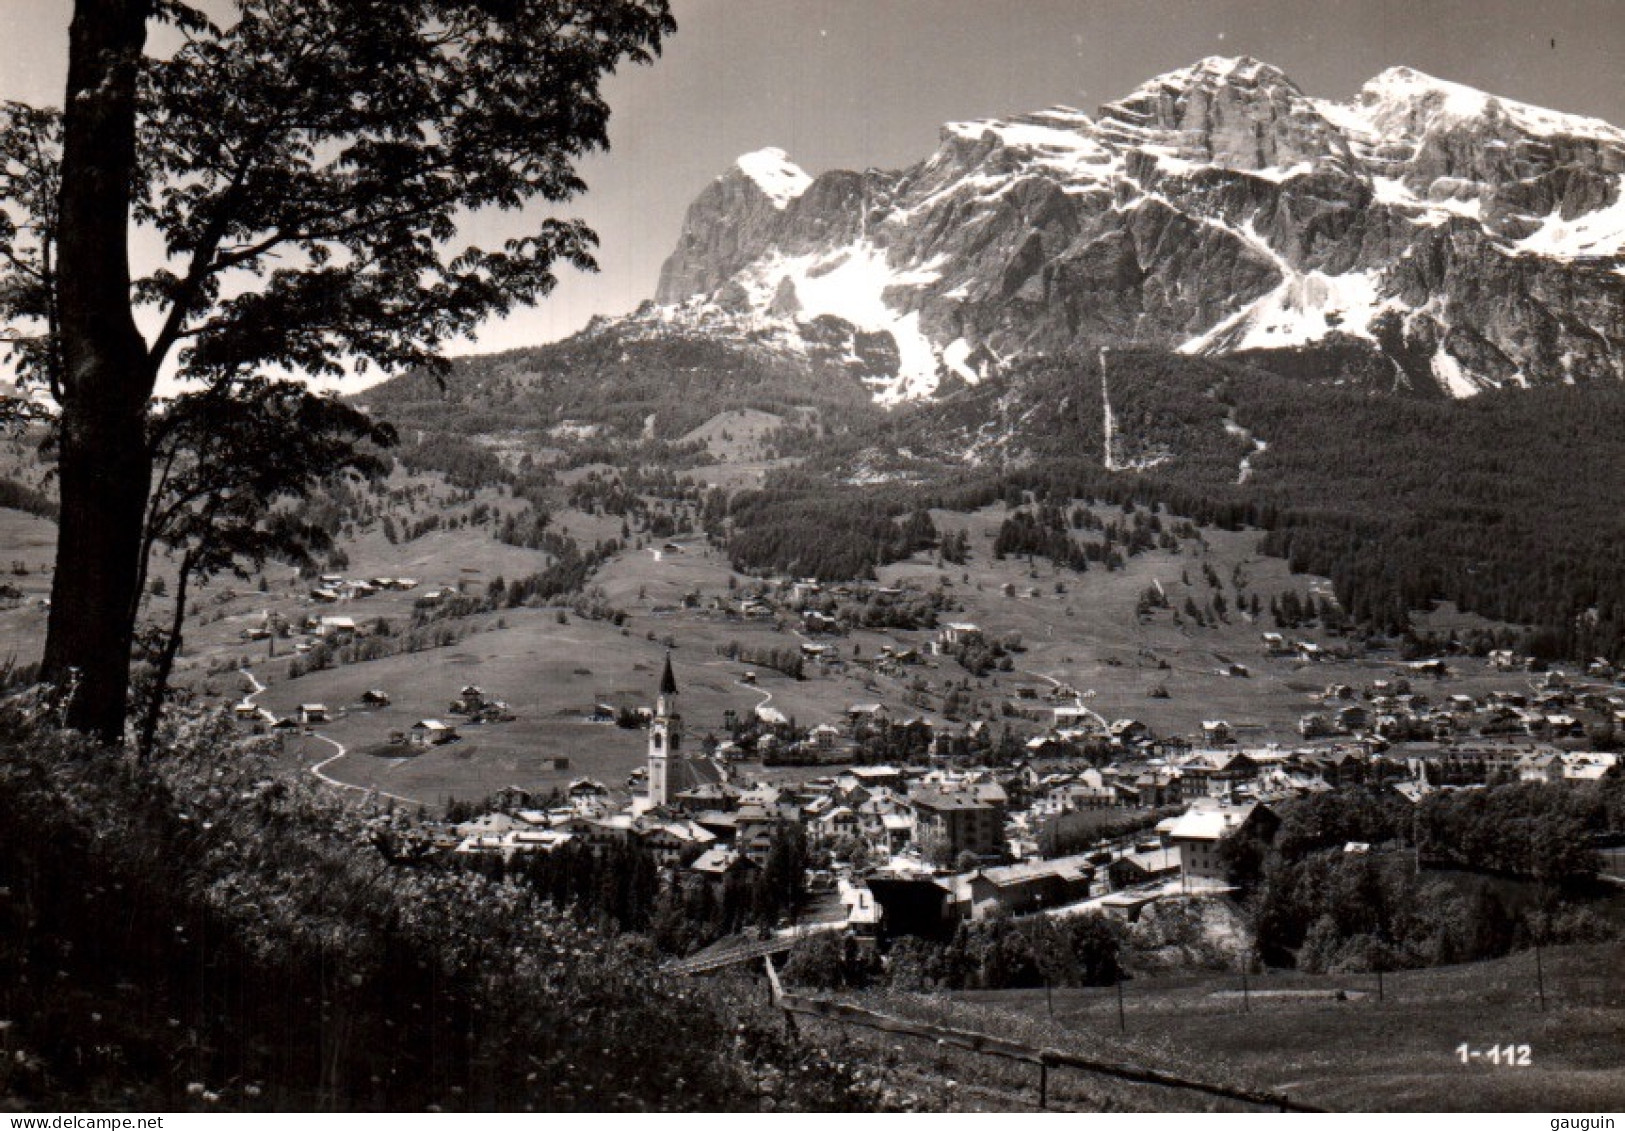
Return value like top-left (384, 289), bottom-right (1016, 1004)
top-left (133, 378), bottom-right (393, 757)
top-left (1, 0), bottom-right (675, 740)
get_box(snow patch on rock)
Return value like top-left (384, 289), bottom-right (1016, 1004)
top-left (735, 148), bottom-right (812, 209)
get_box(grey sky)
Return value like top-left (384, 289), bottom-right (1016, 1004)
top-left (3, 0), bottom-right (1622, 366)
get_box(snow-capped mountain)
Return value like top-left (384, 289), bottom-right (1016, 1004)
top-left (647, 57), bottom-right (1625, 402)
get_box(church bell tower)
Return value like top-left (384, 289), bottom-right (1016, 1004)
top-left (647, 652), bottom-right (682, 808)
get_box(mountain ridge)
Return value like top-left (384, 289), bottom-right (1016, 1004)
top-left (650, 56), bottom-right (1625, 402)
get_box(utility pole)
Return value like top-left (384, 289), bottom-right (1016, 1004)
top-left (1116, 974), bottom-right (1127, 1034)
top-left (1534, 939), bottom-right (1546, 1012)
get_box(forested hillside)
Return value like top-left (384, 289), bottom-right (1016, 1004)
top-left (757, 349), bottom-right (1625, 660)
top-left (364, 320), bottom-right (877, 441)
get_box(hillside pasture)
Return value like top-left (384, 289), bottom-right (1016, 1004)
top-left (940, 940), bottom-right (1625, 1111)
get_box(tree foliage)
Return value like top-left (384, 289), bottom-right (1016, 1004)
top-left (133, 377), bottom-right (395, 755)
top-left (0, 0), bottom-right (675, 738)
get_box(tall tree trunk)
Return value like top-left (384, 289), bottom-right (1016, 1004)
top-left (41, 0), bottom-right (155, 742)
top-left (137, 552), bottom-right (190, 762)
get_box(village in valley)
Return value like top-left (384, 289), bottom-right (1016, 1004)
top-left (192, 536), bottom-right (1624, 964)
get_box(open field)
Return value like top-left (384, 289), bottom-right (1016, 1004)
top-left (771, 941), bottom-right (1625, 1111)
top-left (251, 592), bottom-right (957, 804)
top-left (0, 509), bottom-right (57, 668)
top-left (886, 504), bottom-right (1559, 740)
top-left (926, 940), bottom-right (1625, 1111)
top-left (680, 407), bottom-right (787, 461)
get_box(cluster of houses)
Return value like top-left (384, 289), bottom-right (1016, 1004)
top-left (1259, 632), bottom-right (1335, 663)
top-left (419, 659), bottom-right (1306, 932)
top-left (230, 675), bottom-right (522, 752)
top-left (307, 637), bottom-right (1624, 940)
top-left (1295, 668), bottom-right (1625, 745)
top-left (308, 574), bottom-right (419, 603)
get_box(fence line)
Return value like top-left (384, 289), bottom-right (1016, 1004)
top-left (762, 958), bottom-right (1325, 1113)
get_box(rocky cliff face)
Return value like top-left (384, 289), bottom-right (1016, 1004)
top-left (647, 57), bottom-right (1625, 402)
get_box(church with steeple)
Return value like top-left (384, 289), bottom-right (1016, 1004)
top-left (647, 651), bottom-right (682, 808)
top-left (640, 652), bottom-right (722, 814)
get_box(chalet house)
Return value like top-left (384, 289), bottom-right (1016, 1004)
top-left (316, 616), bottom-right (359, 640)
top-left (360, 688), bottom-right (391, 706)
top-left (691, 809), bottom-right (741, 842)
top-left (1053, 705), bottom-right (1103, 732)
top-left (816, 805), bottom-right (862, 843)
top-left (802, 610), bottom-right (840, 634)
top-left (1165, 802), bottom-right (1278, 883)
top-left (1296, 747), bottom-right (1368, 788)
top-left (1179, 751), bottom-right (1259, 799)
top-left (950, 856), bottom-right (1093, 921)
top-left (1202, 720), bottom-right (1234, 745)
top-left (1540, 714), bottom-right (1582, 739)
top-left (735, 818), bottom-right (782, 868)
top-left (1027, 734), bottom-right (1079, 760)
top-left (848, 765), bottom-right (906, 792)
top-left (567, 778), bottom-right (609, 801)
top-left (846, 703), bottom-right (890, 727)
top-left (409, 719), bottom-right (459, 746)
top-left (1122, 768), bottom-right (1181, 808)
top-left (633, 816), bottom-right (716, 866)
top-left (935, 622), bottom-right (984, 653)
top-left (873, 647), bottom-right (920, 672)
top-left (808, 723), bottom-right (843, 751)
top-left (734, 799), bottom-right (799, 866)
top-left (504, 829), bottom-right (574, 856)
top-left (878, 811), bottom-right (914, 855)
top-left (852, 792), bottom-right (912, 854)
top-left (297, 703), bottom-right (329, 725)
top-left (1109, 719), bottom-right (1151, 745)
top-left (1052, 769), bottom-right (1116, 811)
top-left (688, 846), bottom-right (756, 884)
top-left (786, 580), bottom-right (821, 605)
top-left (1108, 846), bottom-right (1181, 888)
